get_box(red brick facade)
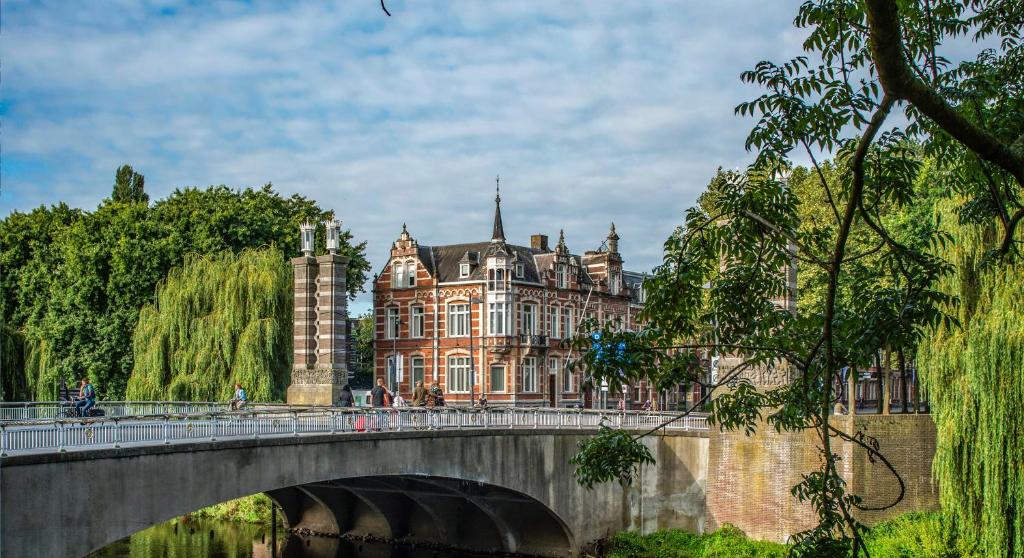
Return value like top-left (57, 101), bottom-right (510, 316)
top-left (372, 192), bottom-right (652, 406)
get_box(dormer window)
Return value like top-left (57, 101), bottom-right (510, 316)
top-left (460, 263), bottom-right (470, 278)
top-left (515, 263), bottom-right (524, 278)
top-left (488, 268), bottom-right (506, 291)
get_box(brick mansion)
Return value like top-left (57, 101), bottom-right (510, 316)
top-left (372, 187), bottom-right (652, 407)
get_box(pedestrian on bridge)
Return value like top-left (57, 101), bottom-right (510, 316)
top-left (412, 380), bottom-right (427, 407)
top-left (74, 377), bottom-right (97, 417)
top-left (371, 378), bottom-right (391, 407)
top-left (337, 384), bottom-right (355, 408)
top-left (229, 383), bottom-right (247, 410)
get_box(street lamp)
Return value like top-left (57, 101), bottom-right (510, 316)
top-left (391, 314), bottom-right (402, 394)
top-left (468, 296), bottom-right (483, 407)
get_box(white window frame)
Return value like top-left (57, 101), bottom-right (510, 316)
top-left (406, 261), bottom-right (416, 287)
top-left (386, 307), bottom-right (400, 339)
top-left (448, 303), bottom-right (470, 337)
top-left (562, 307), bottom-right (574, 338)
top-left (489, 302), bottom-right (507, 336)
top-left (611, 272), bottom-right (621, 295)
top-left (489, 363), bottom-right (505, 393)
top-left (392, 262), bottom-right (404, 288)
top-left (549, 305), bottom-right (560, 338)
top-left (488, 268), bottom-right (506, 291)
top-left (448, 355), bottom-right (471, 393)
top-left (522, 357), bottom-right (538, 393)
top-left (515, 263), bottom-right (524, 278)
top-left (411, 356), bottom-right (425, 386)
top-left (410, 305), bottom-right (425, 338)
top-left (553, 358), bottom-right (572, 392)
top-left (460, 263), bottom-right (470, 278)
top-left (521, 303), bottom-right (537, 335)
top-left (556, 264), bottom-right (567, 288)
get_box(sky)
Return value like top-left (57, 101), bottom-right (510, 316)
top-left (1, 1), bottom-right (811, 314)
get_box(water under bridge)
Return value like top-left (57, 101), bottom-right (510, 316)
top-left (0, 405), bottom-right (710, 558)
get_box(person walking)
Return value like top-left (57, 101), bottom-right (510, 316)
top-left (412, 380), bottom-right (427, 407)
top-left (338, 384), bottom-right (355, 408)
top-left (371, 378), bottom-right (390, 407)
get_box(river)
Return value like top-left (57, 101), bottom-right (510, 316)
top-left (88, 517), bottom-right (537, 558)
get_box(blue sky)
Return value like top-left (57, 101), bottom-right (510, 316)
top-left (2, 1), bottom-right (810, 313)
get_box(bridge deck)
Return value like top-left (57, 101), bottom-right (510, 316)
top-left (0, 407), bottom-right (709, 457)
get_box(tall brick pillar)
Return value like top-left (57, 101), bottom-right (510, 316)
top-left (287, 220), bottom-right (350, 405)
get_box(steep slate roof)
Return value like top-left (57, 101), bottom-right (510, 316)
top-left (409, 241), bottom-right (606, 287)
top-left (623, 270), bottom-right (649, 304)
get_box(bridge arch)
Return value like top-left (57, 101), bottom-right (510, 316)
top-left (0, 429), bottom-right (708, 558)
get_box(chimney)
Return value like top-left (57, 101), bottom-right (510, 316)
top-left (531, 234), bottom-right (550, 252)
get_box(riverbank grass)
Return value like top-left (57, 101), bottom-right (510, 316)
top-left (603, 513), bottom-right (973, 558)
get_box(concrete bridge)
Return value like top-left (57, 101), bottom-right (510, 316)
top-left (0, 408), bottom-right (709, 558)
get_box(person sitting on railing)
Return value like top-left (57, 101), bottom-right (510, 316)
top-left (74, 377), bottom-right (97, 417)
top-left (229, 383), bottom-right (247, 411)
top-left (393, 393), bottom-right (409, 407)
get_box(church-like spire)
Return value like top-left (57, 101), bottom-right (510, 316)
top-left (607, 222), bottom-right (619, 254)
top-left (555, 229), bottom-right (569, 256)
top-left (491, 175), bottom-right (506, 242)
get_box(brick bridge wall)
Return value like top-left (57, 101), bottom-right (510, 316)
top-left (706, 414), bottom-right (939, 543)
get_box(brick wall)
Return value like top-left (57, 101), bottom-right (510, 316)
top-left (706, 414), bottom-right (939, 542)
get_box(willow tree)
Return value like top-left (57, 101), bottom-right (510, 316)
top-left (919, 207), bottom-right (1024, 558)
top-left (566, 1), bottom-right (1023, 556)
top-left (126, 247), bottom-right (291, 402)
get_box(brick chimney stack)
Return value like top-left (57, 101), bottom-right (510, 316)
top-left (531, 234), bottom-right (550, 252)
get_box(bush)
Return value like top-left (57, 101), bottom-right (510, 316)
top-left (863, 512), bottom-right (978, 558)
top-left (191, 494), bottom-right (275, 524)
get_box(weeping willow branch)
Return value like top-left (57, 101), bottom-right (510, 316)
top-left (126, 247), bottom-right (292, 402)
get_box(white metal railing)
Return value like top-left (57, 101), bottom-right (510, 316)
top-left (0, 401), bottom-right (303, 421)
top-left (0, 408), bottom-right (709, 456)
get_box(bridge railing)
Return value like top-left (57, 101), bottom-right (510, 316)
top-left (0, 408), bottom-right (709, 456)
top-left (0, 401), bottom-right (257, 421)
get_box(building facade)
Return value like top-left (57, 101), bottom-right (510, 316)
top-left (373, 189), bottom-right (651, 407)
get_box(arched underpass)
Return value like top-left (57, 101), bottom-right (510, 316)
top-left (269, 475), bottom-right (574, 556)
top-left (1, 429), bottom-right (709, 557)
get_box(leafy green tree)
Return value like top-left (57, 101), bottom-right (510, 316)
top-left (112, 164), bottom-right (149, 204)
top-left (350, 312), bottom-right (376, 389)
top-left (568, 1), bottom-right (1023, 556)
top-left (127, 248), bottom-right (291, 401)
top-left (1, 169), bottom-right (370, 401)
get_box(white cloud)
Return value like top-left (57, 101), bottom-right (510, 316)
top-left (3, 1), bottom-right (826, 313)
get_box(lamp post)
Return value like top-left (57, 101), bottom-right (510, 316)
top-left (391, 315), bottom-right (402, 394)
top-left (469, 296), bottom-right (483, 407)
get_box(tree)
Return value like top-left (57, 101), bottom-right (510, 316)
top-left (112, 164), bottom-right (149, 204)
top-left (350, 312), bottom-right (376, 389)
top-left (1, 170), bottom-right (370, 401)
top-left (567, 1), bottom-right (1023, 556)
top-left (126, 248), bottom-right (291, 401)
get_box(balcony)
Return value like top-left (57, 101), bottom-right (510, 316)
top-left (519, 334), bottom-right (548, 354)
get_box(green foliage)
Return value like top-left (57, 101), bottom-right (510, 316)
top-left (569, 1), bottom-right (1023, 555)
top-left (112, 164), bottom-right (148, 204)
top-left (602, 514), bottom-right (972, 558)
top-left (192, 494), bottom-right (276, 525)
top-left (603, 525), bottom-right (787, 558)
top-left (127, 248), bottom-right (291, 402)
top-left (863, 512), bottom-right (974, 558)
top-left (569, 424), bottom-right (655, 489)
top-left (350, 312), bottom-right (375, 388)
top-left (1, 166), bottom-right (369, 401)
top-left (918, 206), bottom-right (1024, 558)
